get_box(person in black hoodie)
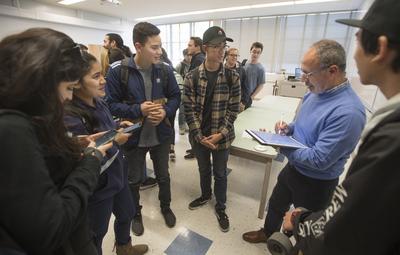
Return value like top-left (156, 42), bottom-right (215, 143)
top-left (0, 28), bottom-right (112, 255)
top-left (282, 0), bottom-right (400, 254)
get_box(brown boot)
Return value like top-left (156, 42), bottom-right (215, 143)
top-left (115, 241), bottom-right (149, 255)
top-left (242, 228), bottom-right (268, 243)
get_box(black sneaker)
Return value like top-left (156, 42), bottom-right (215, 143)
top-left (161, 207), bottom-right (176, 228)
top-left (184, 152), bottom-right (195, 160)
top-left (185, 149), bottom-right (193, 154)
top-left (140, 177), bottom-right (157, 190)
top-left (215, 209), bottom-right (229, 232)
top-left (169, 149), bottom-right (176, 162)
top-left (188, 196), bottom-right (211, 210)
top-left (131, 207), bottom-right (144, 236)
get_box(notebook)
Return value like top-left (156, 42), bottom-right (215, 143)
top-left (245, 130), bottom-right (307, 149)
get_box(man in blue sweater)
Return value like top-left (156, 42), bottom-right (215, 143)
top-left (282, 1), bottom-right (400, 253)
top-left (243, 39), bottom-right (366, 243)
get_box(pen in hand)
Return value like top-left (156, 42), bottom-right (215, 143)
top-left (279, 114), bottom-right (283, 135)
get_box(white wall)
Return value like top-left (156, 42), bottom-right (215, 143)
top-left (0, 15), bottom-right (109, 45)
top-left (0, 0), bottom-right (134, 48)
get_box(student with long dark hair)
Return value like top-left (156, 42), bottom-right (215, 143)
top-left (0, 28), bottom-right (111, 254)
top-left (64, 51), bottom-right (148, 255)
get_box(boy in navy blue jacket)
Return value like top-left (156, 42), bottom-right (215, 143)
top-left (105, 22), bottom-right (180, 236)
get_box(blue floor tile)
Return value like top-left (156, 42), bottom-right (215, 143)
top-left (165, 228), bottom-right (213, 255)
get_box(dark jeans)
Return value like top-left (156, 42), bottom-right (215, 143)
top-left (187, 133), bottom-right (194, 153)
top-left (193, 142), bottom-right (230, 211)
top-left (178, 102), bottom-right (186, 129)
top-left (125, 142), bottom-right (171, 210)
top-left (87, 182), bottom-right (135, 255)
top-left (264, 164), bottom-right (338, 237)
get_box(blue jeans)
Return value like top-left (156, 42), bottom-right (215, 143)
top-left (178, 102), bottom-right (186, 129)
top-left (125, 142), bottom-right (171, 209)
top-left (193, 142), bottom-right (230, 211)
top-left (87, 182), bottom-right (135, 255)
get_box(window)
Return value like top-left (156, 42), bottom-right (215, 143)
top-left (281, 15), bottom-right (307, 74)
top-left (158, 11), bottom-right (354, 73)
top-left (193, 21), bottom-right (211, 38)
top-left (158, 21), bottom-right (213, 66)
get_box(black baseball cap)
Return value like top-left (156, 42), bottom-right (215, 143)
top-left (203, 26), bottom-right (233, 45)
top-left (336, 0), bottom-right (400, 43)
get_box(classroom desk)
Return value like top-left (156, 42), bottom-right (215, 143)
top-left (230, 95), bottom-right (301, 219)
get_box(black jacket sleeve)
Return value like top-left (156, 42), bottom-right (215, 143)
top-left (238, 65), bottom-right (251, 107)
top-left (292, 121), bottom-right (400, 255)
top-left (0, 114), bottom-right (101, 254)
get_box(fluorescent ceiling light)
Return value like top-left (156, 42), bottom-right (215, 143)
top-left (136, 0), bottom-right (341, 21)
top-left (100, 0), bottom-right (122, 5)
top-left (58, 0), bottom-right (86, 5)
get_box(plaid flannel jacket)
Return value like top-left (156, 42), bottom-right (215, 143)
top-left (183, 63), bottom-right (241, 150)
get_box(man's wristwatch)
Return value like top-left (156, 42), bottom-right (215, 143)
top-left (83, 147), bottom-right (103, 161)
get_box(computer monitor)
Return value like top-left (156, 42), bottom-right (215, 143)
top-left (295, 68), bottom-right (301, 80)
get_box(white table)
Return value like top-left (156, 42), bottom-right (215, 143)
top-left (230, 95), bottom-right (301, 218)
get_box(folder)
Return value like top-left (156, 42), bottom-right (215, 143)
top-left (245, 130), bottom-right (307, 149)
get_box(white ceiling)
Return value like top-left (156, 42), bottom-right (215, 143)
top-left (35, 0), bottom-right (366, 24)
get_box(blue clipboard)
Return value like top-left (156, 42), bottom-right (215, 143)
top-left (246, 130), bottom-right (307, 149)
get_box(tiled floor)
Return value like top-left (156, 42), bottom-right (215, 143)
top-left (101, 85), bottom-right (287, 255)
top-left (101, 127), bottom-right (288, 255)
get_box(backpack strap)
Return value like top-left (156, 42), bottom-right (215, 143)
top-left (120, 57), bottom-right (131, 103)
top-left (64, 102), bottom-right (95, 134)
top-left (224, 68), bottom-right (233, 88)
top-left (191, 68), bottom-right (200, 96)
top-left (0, 109), bottom-right (27, 118)
top-left (159, 63), bottom-right (169, 92)
top-left (159, 63), bottom-right (175, 128)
